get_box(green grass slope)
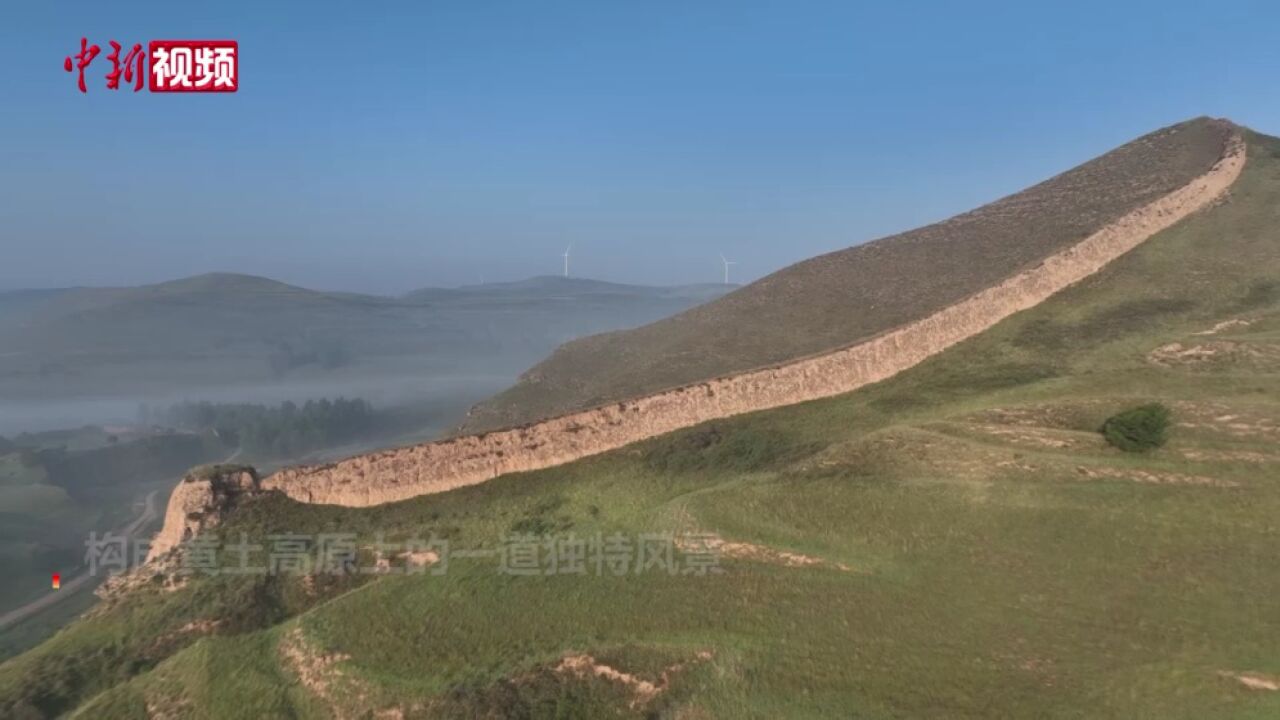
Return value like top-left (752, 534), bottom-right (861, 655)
top-left (466, 117), bottom-right (1237, 431)
top-left (3, 128), bottom-right (1279, 719)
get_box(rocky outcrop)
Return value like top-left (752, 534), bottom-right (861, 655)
top-left (147, 465), bottom-right (261, 560)
top-left (146, 132), bottom-right (1244, 546)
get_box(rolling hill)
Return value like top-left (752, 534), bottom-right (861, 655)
top-left (2, 120), bottom-right (1278, 718)
top-left (407, 275), bottom-right (731, 303)
top-left (465, 117), bottom-right (1237, 431)
top-left (0, 273), bottom-right (732, 434)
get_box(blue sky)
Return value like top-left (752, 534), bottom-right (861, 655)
top-left (2, 0), bottom-right (1277, 293)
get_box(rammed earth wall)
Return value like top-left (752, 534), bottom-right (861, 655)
top-left (150, 133), bottom-right (1246, 555)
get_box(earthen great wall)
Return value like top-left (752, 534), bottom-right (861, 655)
top-left (150, 133), bottom-right (1246, 558)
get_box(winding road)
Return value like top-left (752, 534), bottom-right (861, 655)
top-left (0, 488), bottom-right (161, 632)
top-left (0, 446), bottom-right (244, 632)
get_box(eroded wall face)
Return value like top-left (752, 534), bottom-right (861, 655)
top-left (148, 469), bottom-right (260, 561)
top-left (255, 137), bottom-right (1245, 508)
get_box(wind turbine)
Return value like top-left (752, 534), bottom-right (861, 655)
top-left (562, 245), bottom-right (572, 278)
top-left (719, 254), bottom-right (737, 285)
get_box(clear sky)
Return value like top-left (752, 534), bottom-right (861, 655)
top-left (2, 1), bottom-right (1277, 293)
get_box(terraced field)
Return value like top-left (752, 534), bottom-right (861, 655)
top-left (2, 129), bottom-right (1278, 719)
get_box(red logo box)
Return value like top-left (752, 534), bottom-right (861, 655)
top-left (149, 40), bottom-right (237, 92)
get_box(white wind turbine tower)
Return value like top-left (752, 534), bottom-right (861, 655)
top-left (562, 245), bottom-right (572, 277)
top-left (719, 253), bottom-right (737, 285)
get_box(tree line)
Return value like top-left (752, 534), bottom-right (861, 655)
top-left (158, 397), bottom-right (374, 459)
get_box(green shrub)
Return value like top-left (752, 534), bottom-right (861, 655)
top-left (1100, 403), bottom-right (1171, 452)
top-left (187, 463), bottom-right (257, 482)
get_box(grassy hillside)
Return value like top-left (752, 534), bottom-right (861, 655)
top-left (2, 127), bottom-right (1278, 719)
top-left (466, 117), bottom-right (1237, 431)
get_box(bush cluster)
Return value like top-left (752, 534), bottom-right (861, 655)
top-left (1100, 403), bottom-right (1171, 452)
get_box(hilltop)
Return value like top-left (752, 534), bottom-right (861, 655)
top-left (1, 121), bottom-right (1277, 719)
top-left (408, 275), bottom-right (732, 302)
top-left (466, 117), bottom-right (1237, 430)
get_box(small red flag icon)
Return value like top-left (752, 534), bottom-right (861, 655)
top-left (52, 573), bottom-right (61, 590)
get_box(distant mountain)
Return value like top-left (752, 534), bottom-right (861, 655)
top-left (407, 275), bottom-right (733, 301)
top-left (108, 272), bottom-right (316, 296)
top-left (0, 273), bottom-right (397, 359)
top-left (0, 272), bottom-right (731, 430)
top-left (465, 117), bottom-right (1238, 430)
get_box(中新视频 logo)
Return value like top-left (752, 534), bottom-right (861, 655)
top-left (63, 38), bottom-right (238, 93)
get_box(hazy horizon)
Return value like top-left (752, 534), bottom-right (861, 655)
top-left (0, 270), bottom-right (739, 295)
top-left (5, 2), bottom-right (1280, 294)
top-left (0, 266), bottom-right (735, 436)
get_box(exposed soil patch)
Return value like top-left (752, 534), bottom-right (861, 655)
top-left (400, 550), bottom-right (440, 568)
top-left (1074, 465), bottom-right (1237, 487)
top-left (1172, 402), bottom-right (1280, 440)
top-left (161, 619), bottom-right (221, 642)
top-left (90, 550), bottom-right (188, 617)
top-left (1147, 340), bottom-right (1280, 368)
top-left (1219, 671), bottom-right (1280, 691)
top-left (370, 549), bottom-right (441, 574)
top-left (145, 695), bottom-right (192, 720)
top-left (996, 459), bottom-right (1040, 473)
top-left (557, 654), bottom-right (663, 707)
top-left (279, 627), bottom-right (409, 717)
top-left (554, 651), bottom-right (713, 709)
top-left (280, 628), bottom-right (351, 711)
top-left (677, 533), bottom-right (853, 572)
top-left (1192, 318), bottom-right (1252, 335)
top-left (279, 628), bottom-right (405, 720)
top-left (178, 619), bottom-right (220, 634)
top-left (1180, 449), bottom-right (1280, 464)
